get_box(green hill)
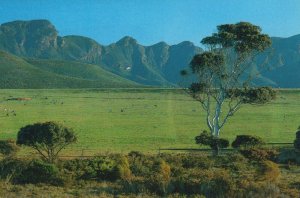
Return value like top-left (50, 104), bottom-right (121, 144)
top-left (0, 51), bottom-right (139, 88)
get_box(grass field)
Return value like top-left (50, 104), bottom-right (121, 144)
top-left (0, 88), bottom-right (299, 155)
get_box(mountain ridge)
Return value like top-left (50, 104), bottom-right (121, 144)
top-left (0, 19), bottom-right (299, 88)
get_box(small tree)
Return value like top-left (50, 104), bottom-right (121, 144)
top-left (17, 121), bottom-right (77, 163)
top-left (294, 126), bottom-right (300, 151)
top-left (195, 130), bottom-right (229, 155)
top-left (232, 135), bottom-right (265, 149)
top-left (182, 22), bottom-right (275, 138)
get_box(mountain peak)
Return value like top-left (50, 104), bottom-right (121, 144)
top-left (117, 36), bottom-right (138, 45)
top-left (176, 41), bottom-right (195, 46)
top-left (1, 19), bottom-right (53, 27)
top-left (152, 41), bottom-right (169, 47)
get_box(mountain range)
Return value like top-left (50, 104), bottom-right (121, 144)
top-left (0, 19), bottom-right (299, 88)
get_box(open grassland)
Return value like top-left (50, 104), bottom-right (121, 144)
top-left (0, 89), bottom-right (299, 155)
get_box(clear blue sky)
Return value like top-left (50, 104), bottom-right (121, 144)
top-left (0, 0), bottom-right (299, 45)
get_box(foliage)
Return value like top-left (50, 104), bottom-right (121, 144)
top-left (195, 130), bottom-right (229, 155)
top-left (1, 152), bottom-right (299, 197)
top-left (227, 87), bottom-right (277, 104)
top-left (0, 139), bottom-right (19, 156)
top-left (239, 148), bottom-right (279, 162)
top-left (277, 149), bottom-right (300, 164)
top-left (17, 121), bottom-right (77, 163)
top-left (0, 51), bottom-right (138, 89)
top-left (232, 135), bottom-right (265, 149)
top-left (294, 128), bottom-right (300, 150)
top-left (0, 157), bottom-right (26, 182)
top-left (183, 22), bottom-right (273, 137)
top-left (63, 155), bottom-right (131, 181)
top-left (258, 160), bottom-right (281, 182)
top-left (15, 159), bottom-right (62, 185)
top-left (171, 168), bottom-right (234, 197)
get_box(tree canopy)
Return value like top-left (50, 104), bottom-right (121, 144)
top-left (17, 121), bottom-right (77, 163)
top-left (182, 22), bottom-right (275, 138)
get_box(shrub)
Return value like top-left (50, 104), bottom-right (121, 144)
top-left (15, 159), bottom-right (62, 185)
top-left (0, 140), bottom-right (19, 157)
top-left (232, 135), bottom-right (265, 149)
top-left (171, 168), bottom-right (234, 197)
top-left (128, 154), bottom-right (157, 177)
top-left (215, 153), bottom-right (249, 172)
top-left (115, 155), bottom-right (132, 181)
top-left (277, 149), bottom-right (300, 165)
top-left (239, 148), bottom-right (279, 162)
top-left (0, 158), bottom-right (26, 182)
top-left (236, 181), bottom-right (286, 198)
top-left (122, 159), bottom-right (171, 195)
top-left (82, 156), bottom-right (119, 181)
top-left (181, 154), bottom-right (214, 169)
top-left (294, 128), bottom-right (300, 151)
top-left (258, 160), bottom-right (281, 182)
top-left (195, 130), bottom-right (229, 155)
top-left (63, 155), bottom-right (131, 181)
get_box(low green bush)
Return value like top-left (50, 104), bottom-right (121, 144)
top-left (0, 157), bottom-right (26, 182)
top-left (15, 159), bottom-right (62, 185)
top-left (277, 149), bottom-right (300, 164)
top-left (294, 128), bottom-right (300, 151)
top-left (63, 155), bottom-right (131, 181)
top-left (232, 135), bottom-right (265, 149)
top-left (195, 130), bottom-right (229, 155)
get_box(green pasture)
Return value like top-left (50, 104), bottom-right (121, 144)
top-left (0, 89), bottom-right (299, 155)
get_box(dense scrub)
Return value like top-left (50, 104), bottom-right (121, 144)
top-left (1, 150), bottom-right (300, 197)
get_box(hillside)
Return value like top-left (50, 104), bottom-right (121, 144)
top-left (0, 51), bottom-right (139, 88)
top-left (0, 19), bottom-right (299, 87)
top-left (261, 35), bottom-right (300, 88)
top-left (0, 20), bottom-right (202, 86)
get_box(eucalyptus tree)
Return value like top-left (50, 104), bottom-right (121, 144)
top-left (182, 22), bottom-right (276, 137)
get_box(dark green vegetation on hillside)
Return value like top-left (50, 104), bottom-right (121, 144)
top-left (0, 89), bottom-right (299, 154)
top-left (0, 19), bottom-right (299, 88)
top-left (0, 50), bottom-right (139, 88)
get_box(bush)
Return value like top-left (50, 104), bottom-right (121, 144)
top-left (63, 155), bottom-right (131, 181)
top-left (294, 129), bottom-right (300, 151)
top-left (0, 140), bottom-right (19, 157)
top-left (215, 153), bottom-right (249, 172)
top-left (0, 158), bottom-right (26, 182)
top-left (82, 156), bottom-right (119, 181)
top-left (122, 159), bottom-right (171, 195)
top-left (258, 160), bottom-right (281, 182)
top-left (128, 153), bottom-right (157, 177)
top-left (171, 168), bottom-right (234, 197)
top-left (232, 135), bottom-right (265, 149)
top-left (181, 154), bottom-right (214, 169)
top-left (277, 149), bottom-right (300, 165)
top-left (195, 130), bottom-right (229, 155)
top-left (15, 159), bottom-right (62, 185)
top-left (239, 148), bottom-right (279, 162)
top-left (115, 155), bottom-right (132, 181)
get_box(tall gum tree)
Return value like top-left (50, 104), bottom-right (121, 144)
top-left (182, 22), bottom-right (276, 137)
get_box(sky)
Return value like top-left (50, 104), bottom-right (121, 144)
top-left (0, 0), bottom-right (299, 46)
